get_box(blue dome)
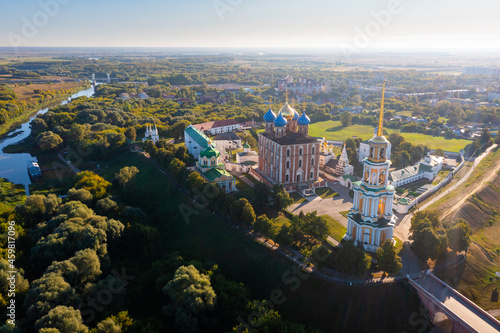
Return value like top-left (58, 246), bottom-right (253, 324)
top-left (263, 108), bottom-right (277, 122)
top-left (292, 109), bottom-right (299, 121)
top-left (274, 112), bottom-right (287, 127)
top-left (297, 112), bottom-right (311, 125)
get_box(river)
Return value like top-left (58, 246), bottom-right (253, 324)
top-left (0, 85), bottom-right (97, 194)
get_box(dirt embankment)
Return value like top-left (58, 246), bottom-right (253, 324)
top-left (439, 171), bottom-right (500, 309)
top-left (444, 171), bottom-right (500, 230)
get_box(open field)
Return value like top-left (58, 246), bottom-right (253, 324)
top-left (309, 120), bottom-right (470, 152)
top-left (0, 57), bottom-right (70, 65)
top-left (8, 81), bottom-right (84, 100)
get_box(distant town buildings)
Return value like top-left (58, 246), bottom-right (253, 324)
top-left (463, 67), bottom-right (500, 76)
top-left (278, 76), bottom-right (329, 96)
top-left (193, 119), bottom-right (240, 135)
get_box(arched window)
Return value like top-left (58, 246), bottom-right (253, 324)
top-left (287, 149), bottom-right (290, 156)
top-left (380, 148), bottom-right (385, 159)
top-left (296, 174), bottom-right (301, 182)
top-left (379, 171), bottom-right (385, 184)
top-left (286, 174), bottom-right (289, 182)
top-left (311, 158), bottom-right (314, 166)
top-left (286, 161), bottom-right (290, 169)
top-left (312, 146), bottom-right (315, 154)
top-left (370, 147), bottom-right (374, 158)
top-left (299, 159), bottom-right (302, 168)
top-left (299, 148), bottom-right (303, 155)
top-left (310, 171), bottom-right (314, 179)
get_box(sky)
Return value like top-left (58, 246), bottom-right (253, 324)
top-left (1, 0), bottom-right (500, 52)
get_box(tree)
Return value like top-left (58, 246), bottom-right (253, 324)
top-left (239, 198), bottom-right (256, 225)
top-left (334, 239), bottom-right (371, 275)
top-left (411, 227), bottom-right (447, 261)
top-left (479, 128), bottom-right (493, 148)
top-left (340, 111), bottom-right (353, 127)
top-left (24, 273), bottom-right (80, 324)
top-left (35, 306), bottom-right (88, 333)
top-left (253, 182), bottom-right (270, 207)
top-left (163, 265), bottom-right (216, 332)
top-left (252, 214), bottom-right (278, 239)
top-left (186, 172), bottom-right (206, 193)
top-left (168, 158), bottom-right (186, 180)
top-left (74, 171), bottom-right (111, 200)
top-left (272, 185), bottom-right (293, 211)
top-left (124, 127), bottom-right (137, 141)
top-left (376, 240), bottom-right (402, 274)
top-left (447, 220), bottom-right (472, 253)
top-left (36, 131), bottom-right (63, 151)
top-left (67, 188), bottom-right (93, 206)
top-left (114, 166), bottom-right (140, 187)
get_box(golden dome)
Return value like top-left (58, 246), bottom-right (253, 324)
top-left (279, 101), bottom-right (295, 119)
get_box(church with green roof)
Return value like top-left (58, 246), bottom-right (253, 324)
top-left (196, 145), bottom-right (236, 193)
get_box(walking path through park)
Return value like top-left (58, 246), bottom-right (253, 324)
top-left (57, 151), bottom-right (81, 174)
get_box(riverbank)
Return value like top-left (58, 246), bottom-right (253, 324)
top-left (0, 82), bottom-right (90, 137)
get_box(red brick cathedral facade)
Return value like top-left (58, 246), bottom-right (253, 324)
top-left (258, 101), bottom-right (320, 192)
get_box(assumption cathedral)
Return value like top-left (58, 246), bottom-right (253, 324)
top-left (257, 99), bottom-right (325, 193)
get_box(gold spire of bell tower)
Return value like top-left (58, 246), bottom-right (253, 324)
top-left (377, 79), bottom-right (386, 137)
top-left (285, 89), bottom-right (289, 102)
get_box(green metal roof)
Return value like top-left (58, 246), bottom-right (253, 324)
top-left (200, 146), bottom-right (220, 158)
top-left (203, 168), bottom-right (234, 182)
top-left (185, 125), bottom-right (210, 148)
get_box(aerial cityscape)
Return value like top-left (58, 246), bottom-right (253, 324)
top-left (0, 0), bottom-right (500, 332)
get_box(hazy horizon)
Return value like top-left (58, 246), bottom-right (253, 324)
top-left (1, 0), bottom-right (499, 53)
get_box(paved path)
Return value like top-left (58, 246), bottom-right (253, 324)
top-left (414, 274), bottom-right (500, 332)
top-left (57, 152), bottom-right (81, 174)
top-left (232, 171), bottom-right (256, 188)
top-left (289, 183), bottom-right (352, 227)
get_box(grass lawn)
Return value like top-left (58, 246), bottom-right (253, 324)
top-left (394, 236), bottom-right (404, 256)
top-left (309, 120), bottom-right (470, 152)
top-left (339, 210), bottom-right (350, 218)
top-left (315, 187), bottom-right (338, 199)
top-left (245, 173), bottom-right (259, 184)
top-left (320, 214), bottom-right (347, 242)
top-left (290, 192), bottom-right (306, 204)
top-left (235, 177), bottom-right (251, 191)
